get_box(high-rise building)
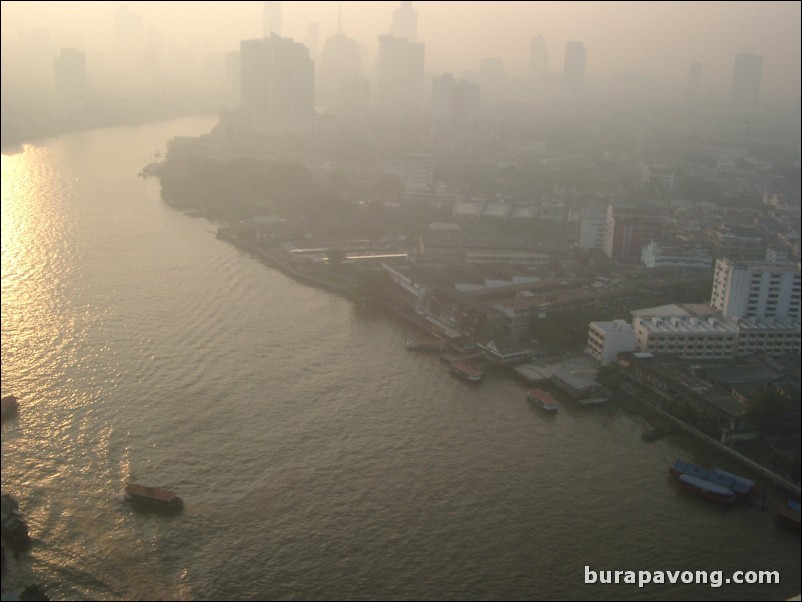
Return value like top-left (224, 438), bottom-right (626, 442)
top-left (710, 258), bottom-right (801, 320)
top-left (114, 5), bottom-right (143, 67)
top-left (318, 23), bottom-right (361, 111)
top-left (563, 41), bottom-right (586, 98)
top-left (389, 1), bottom-right (417, 42)
top-left (431, 73), bottom-right (480, 136)
top-left (53, 47), bottom-right (86, 103)
top-left (529, 34), bottom-right (548, 81)
top-left (377, 35), bottom-right (425, 113)
top-left (240, 34), bottom-right (313, 116)
top-left (603, 204), bottom-right (663, 261)
top-left (685, 61), bottom-right (701, 99)
top-left (263, 2), bottom-right (282, 37)
top-left (730, 52), bottom-right (762, 105)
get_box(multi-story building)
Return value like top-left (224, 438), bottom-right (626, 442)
top-left (431, 73), bottom-right (481, 137)
top-left (641, 241), bottom-right (712, 269)
top-left (603, 204), bottom-right (663, 261)
top-left (576, 207), bottom-right (607, 252)
top-left (377, 35), bottom-right (425, 113)
top-left (318, 29), bottom-right (361, 111)
top-left (587, 320), bottom-right (636, 365)
top-left (240, 34), bottom-right (313, 116)
top-left (710, 258), bottom-right (801, 320)
top-left (53, 47), bottom-right (86, 104)
top-left (731, 52), bottom-right (762, 106)
top-left (563, 41), bottom-right (586, 98)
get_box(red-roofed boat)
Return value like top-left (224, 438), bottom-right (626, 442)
top-left (125, 484), bottom-right (184, 511)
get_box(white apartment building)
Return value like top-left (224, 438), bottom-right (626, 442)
top-left (710, 258), bottom-right (801, 320)
top-left (587, 320), bottom-right (637, 365)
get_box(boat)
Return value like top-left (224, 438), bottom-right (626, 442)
top-left (775, 499), bottom-right (801, 531)
top-left (1, 494), bottom-right (31, 552)
top-left (449, 361), bottom-right (483, 383)
top-left (526, 388), bottom-right (559, 413)
top-left (668, 459), bottom-right (754, 499)
top-left (405, 335), bottom-right (446, 353)
top-left (1, 395), bottom-right (18, 421)
top-left (124, 484), bottom-right (184, 512)
top-left (678, 474), bottom-right (736, 504)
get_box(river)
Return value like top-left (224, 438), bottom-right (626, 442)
top-left (1, 116), bottom-right (799, 600)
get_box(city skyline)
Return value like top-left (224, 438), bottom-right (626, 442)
top-left (1, 1), bottom-right (800, 103)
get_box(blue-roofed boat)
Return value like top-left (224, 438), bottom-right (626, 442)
top-left (668, 459), bottom-right (755, 499)
top-left (678, 474), bottom-right (736, 504)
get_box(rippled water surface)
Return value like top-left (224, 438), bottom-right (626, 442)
top-left (1, 117), bottom-right (800, 600)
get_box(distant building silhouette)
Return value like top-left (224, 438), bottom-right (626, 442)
top-left (319, 24), bottom-right (361, 112)
top-left (529, 34), bottom-right (548, 80)
top-left (53, 48), bottom-right (86, 104)
top-left (431, 73), bottom-right (480, 136)
top-left (377, 34), bottom-right (425, 113)
top-left (240, 34), bottom-right (313, 116)
top-left (685, 61), bottom-right (701, 99)
top-left (263, 1), bottom-right (282, 37)
top-left (114, 5), bottom-right (143, 66)
top-left (563, 41), bottom-right (586, 98)
top-left (389, 1), bottom-right (418, 42)
top-left (730, 52), bottom-right (762, 105)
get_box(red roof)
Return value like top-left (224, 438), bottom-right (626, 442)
top-left (125, 484), bottom-right (178, 502)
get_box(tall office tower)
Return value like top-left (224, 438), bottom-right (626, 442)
top-left (730, 52), bottom-right (762, 105)
top-left (319, 26), bottom-right (361, 111)
top-left (240, 34), bottom-right (313, 116)
top-left (263, 2), bottom-right (282, 37)
top-left (114, 5), bottom-right (143, 64)
top-left (529, 34), bottom-right (548, 81)
top-left (479, 56), bottom-right (506, 101)
top-left (389, 1), bottom-right (417, 42)
top-left (431, 73), bottom-right (480, 136)
top-left (685, 61), bottom-right (701, 99)
top-left (53, 48), bottom-right (86, 103)
top-left (377, 34), bottom-right (425, 112)
top-left (562, 41), bottom-right (586, 98)
top-left (305, 22), bottom-right (320, 64)
top-left (336, 75), bottom-right (370, 118)
top-left (602, 204), bottom-right (663, 261)
top-left (710, 258), bottom-right (801, 320)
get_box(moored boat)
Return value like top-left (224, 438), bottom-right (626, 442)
top-left (526, 388), bottom-right (559, 413)
top-left (124, 484), bottom-right (184, 512)
top-left (450, 361), bottom-right (483, 383)
top-left (668, 459), bottom-right (754, 499)
top-left (678, 474), bottom-right (736, 504)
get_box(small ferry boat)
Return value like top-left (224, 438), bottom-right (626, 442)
top-left (1, 395), bottom-right (18, 421)
top-left (125, 484), bottom-right (184, 512)
top-left (526, 388), bottom-right (559, 413)
top-left (678, 474), bottom-right (736, 504)
top-left (405, 335), bottom-right (447, 353)
top-left (450, 361), bottom-right (483, 383)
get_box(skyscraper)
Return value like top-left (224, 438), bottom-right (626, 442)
top-left (240, 34), bottom-right (313, 116)
top-left (529, 34), bottom-right (548, 81)
top-left (431, 73), bottom-right (480, 137)
top-left (389, 1), bottom-right (417, 42)
top-left (730, 52), bottom-right (762, 105)
top-left (319, 27), bottom-right (361, 111)
top-left (263, 2), bottom-right (282, 37)
top-left (377, 35), bottom-right (425, 113)
top-left (53, 47), bottom-right (86, 104)
top-left (563, 41), bottom-right (586, 98)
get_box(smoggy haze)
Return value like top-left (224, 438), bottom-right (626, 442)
top-left (2, 1), bottom-right (800, 103)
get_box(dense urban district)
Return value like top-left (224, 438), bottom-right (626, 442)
top-left (149, 87), bottom-right (801, 494)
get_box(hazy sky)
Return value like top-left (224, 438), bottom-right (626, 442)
top-left (2, 1), bottom-right (800, 101)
